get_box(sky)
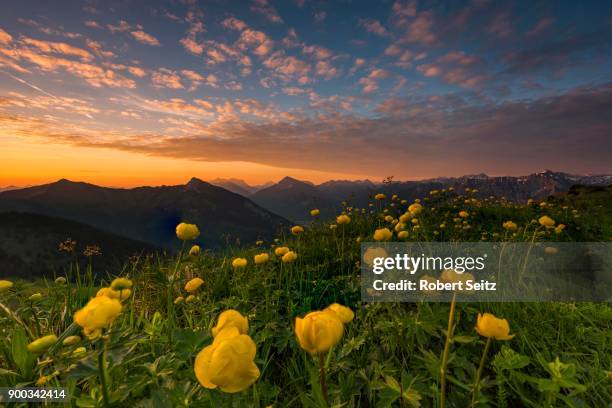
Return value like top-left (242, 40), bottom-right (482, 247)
top-left (0, 0), bottom-right (611, 187)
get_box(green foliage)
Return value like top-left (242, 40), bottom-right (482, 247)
top-left (0, 190), bottom-right (610, 406)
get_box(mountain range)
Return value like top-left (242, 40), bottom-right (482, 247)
top-left (0, 178), bottom-right (288, 250)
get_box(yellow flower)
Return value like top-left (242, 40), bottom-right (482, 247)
top-left (325, 303), bottom-right (354, 323)
top-left (186, 295), bottom-right (197, 303)
top-left (310, 208), bottom-right (320, 217)
top-left (459, 210), bottom-right (469, 218)
top-left (28, 293), bottom-right (43, 302)
top-left (274, 246), bottom-right (290, 257)
top-left (363, 247), bottom-right (387, 266)
top-left (375, 193), bottom-right (386, 200)
top-left (336, 214), bottom-right (351, 225)
top-left (110, 277), bottom-right (132, 291)
top-left (291, 225), bottom-right (304, 235)
top-left (62, 335), bottom-right (81, 346)
top-left (174, 296), bottom-right (185, 305)
top-left (394, 222), bottom-right (406, 232)
top-left (97, 287), bottom-right (131, 301)
top-left (538, 216), bottom-right (555, 227)
top-left (232, 258), bottom-right (248, 268)
top-left (554, 224), bottom-right (566, 234)
top-left (74, 296), bottom-right (122, 339)
top-left (295, 310), bottom-right (344, 355)
top-left (176, 222), bottom-right (200, 241)
top-left (72, 347), bottom-right (87, 357)
top-left (194, 327), bottom-right (260, 393)
top-left (189, 245), bottom-right (201, 256)
top-left (185, 277), bottom-right (205, 294)
top-left (329, 224), bottom-right (338, 229)
top-left (55, 277), bottom-right (66, 285)
top-left (399, 212), bottom-right (413, 223)
top-left (408, 203), bottom-right (423, 215)
top-left (254, 253), bottom-right (270, 265)
top-left (0, 280), bottom-right (13, 292)
top-left (475, 313), bottom-right (515, 340)
top-left (397, 231), bottom-right (409, 239)
top-left (281, 251), bottom-right (298, 263)
top-left (373, 228), bottom-right (393, 241)
top-left (384, 215), bottom-right (394, 222)
top-left (502, 221), bottom-right (518, 231)
top-left (212, 310), bottom-right (249, 337)
top-left (27, 334), bottom-right (58, 354)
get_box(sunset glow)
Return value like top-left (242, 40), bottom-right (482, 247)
top-left (1, 1), bottom-right (611, 187)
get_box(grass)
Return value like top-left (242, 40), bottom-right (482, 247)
top-left (0, 189), bottom-right (610, 407)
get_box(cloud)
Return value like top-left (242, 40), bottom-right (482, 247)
top-left (486, 13), bottom-right (512, 38)
top-left (360, 19), bottom-right (389, 37)
top-left (131, 30), bottom-right (160, 46)
top-left (84, 20), bottom-right (102, 29)
top-left (315, 60), bottom-right (337, 79)
top-left (180, 20), bottom-right (205, 55)
top-left (151, 68), bottom-right (183, 89)
top-left (401, 11), bottom-right (436, 44)
top-left (107, 20), bottom-right (131, 33)
top-left (22, 38), bottom-right (93, 61)
top-left (251, 0), bottom-right (284, 24)
top-left (86, 39), bottom-right (115, 58)
top-left (526, 17), bottom-right (554, 37)
top-left (0, 28), bottom-right (14, 44)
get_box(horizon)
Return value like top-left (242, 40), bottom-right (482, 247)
top-left (2, 1), bottom-right (612, 186)
top-left (2, 168), bottom-right (610, 190)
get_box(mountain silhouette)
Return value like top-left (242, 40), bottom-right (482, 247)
top-left (0, 178), bottom-right (288, 249)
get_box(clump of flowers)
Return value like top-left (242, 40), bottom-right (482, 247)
top-left (502, 221), bottom-right (518, 231)
top-left (274, 246), bottom-right (290, 257)
top-left (408, 203), bottom-right (423, 215)
top-left (538, 215), bottom-right (555, 228)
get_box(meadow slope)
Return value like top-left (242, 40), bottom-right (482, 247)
top-left (0, 187), bottom-right (610, 407)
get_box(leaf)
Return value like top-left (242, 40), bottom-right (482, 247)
top-left (11, 326), bottom-right (35, 378)
top-left (453, 335), bottom-right (477, 344)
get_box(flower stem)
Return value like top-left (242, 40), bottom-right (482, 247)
top-left (318, 353), bottom-right (329, 406)
top-left (471, 336), bottom-right (492, 407)
top-left (440, 291), bottom-right (457, 408)
top-left (98, 341), bottom-right (110, 407)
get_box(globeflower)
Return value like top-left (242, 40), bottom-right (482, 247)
top-left (55, 277), bottom-right (66, 285)
top-left (212, 309), bottom-right (249, 337)
top-left (363, 247), bottom-right (387, 266)
top-left (373, 228), bottom-right (392, 241)
top-left (459, 211), bottom-right (469, 218)
top-left (185, 277), bottom-right (204, 294)
top-left (336, 214), bottom-right (351, 225)
top-left (555, 224), bottom-right (566, 234)
top-left (310, 209), bottom-right (320, 217)
top-left (274, 246), bottom-right (290, 257)
top-left (375, 193), bottom-right (386, 200)
top-left (502, 221), bottom-right (518, 231)
top-left (538, 215), bottom-right (555, 227)
top-left (475, 313), bottom-right (514, 340)
top-left (281, 251), bottom-right (298, 263)
top-left (325, 303), bottom-right (354, 324)
top-left (28, 293), bottom-right (43, 302)
top-left (232, 258), bottom-right (248, 268)
top-left (97, 287), bottom-right (131, 301)
top-left (0, 280), bottom-right (13, 292)
top-left (62, 336), bottom-right (81, 346)
top-left (110, 277), bottom-right (132, 291)
top-left (254, 253), bottom-right (269, 265)
top-left (194, 327), bottom-right (260, 393)
top-left (74, 296), bottom-right (122, 340)
top-left (397, 231), bottom-right (409, 239)
top-left (294, 309), bottom-right (344, 355)
top-left (291, 225), bottom-right (304, 235)
top-left (189, 245), bottom-right (201, 256)
top-left (27, 334), bottom-right (58, 354)
top-left (176, 222), bottom-right (200, 241)
top-left (408, 203), bottom-right (423, 215)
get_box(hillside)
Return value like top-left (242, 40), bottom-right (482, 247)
top-left (0, 178), bottom-right (288, 249)
top-left (0, 212), bottom-right (159, 279)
